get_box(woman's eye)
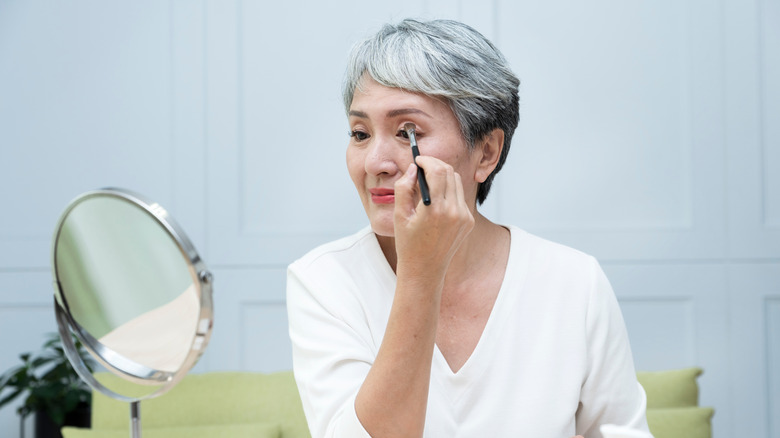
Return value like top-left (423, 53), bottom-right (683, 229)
top-left (349, 130), bottom-right (370, 142)
top-left (398, 129), bottom-right (410, 139)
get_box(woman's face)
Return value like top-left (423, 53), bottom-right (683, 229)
top-left (346, 75), bottom-right (480, 237)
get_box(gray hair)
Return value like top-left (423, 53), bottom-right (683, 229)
top-left (342, 18), bottom-right (520, 204)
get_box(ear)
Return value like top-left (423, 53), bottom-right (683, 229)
top-left (474, 128), bottom-right (505, 183)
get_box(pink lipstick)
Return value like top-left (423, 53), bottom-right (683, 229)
top-left (370, 188), bottom-right (395, 204)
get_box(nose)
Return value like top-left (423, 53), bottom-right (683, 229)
top-left (365, 134), bottom-right (403, 177)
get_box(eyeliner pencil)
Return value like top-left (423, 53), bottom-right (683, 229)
top-left (404, 123), bottom-right (431, 206)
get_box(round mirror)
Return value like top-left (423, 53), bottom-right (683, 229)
top-left (51, 188), bottom-right (213, 406)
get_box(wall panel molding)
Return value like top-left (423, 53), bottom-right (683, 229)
top-left (759, 0), bottom-right (780, 229)
top-left (205, 0), bottom-right (499, 266)
top-left (240, 303), bottom-right (291, 372)
top-left (766, 297), bottom-right (780, 438)
top-left (726, 0), bottom-right (780, 258)
top-left (0, 1), bottom-right (208, 269)
top-left (494, 0), bottom-right (726, 261)
top-left (729, 263), bottom-right (780, 438)
top-left (203, 266), bottom-right (288, 371)
top-left (170, 0), bottom-right (208, 254)
top-left (603, 263), bottom-right (731, 436)
top-left (618, 297), bottom-right (696, 369)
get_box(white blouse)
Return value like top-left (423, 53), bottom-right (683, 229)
top-left (287, 226), bottom-right (650, 437)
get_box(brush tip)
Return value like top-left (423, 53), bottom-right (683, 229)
top-left (403, 122), bottom-right (416, 133)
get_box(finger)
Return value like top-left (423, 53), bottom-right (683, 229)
top-left (454, 172), bottom-right (466, 206)
top-left (443, 165), bottom-right (459, 202)
top-left (394, 163), bottom-right (419, 218)
top-left (414, 155), bottom-right (449, 201)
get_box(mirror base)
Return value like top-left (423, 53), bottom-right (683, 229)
top-left (131, 401), bottom-right (141, 438)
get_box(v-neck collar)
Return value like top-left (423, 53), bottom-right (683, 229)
top-left (433, 226), bottom-right (524, 381)
top-left (363, 226), bottom-right (529, 385)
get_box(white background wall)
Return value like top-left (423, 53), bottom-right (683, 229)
top-left (0, 1), bottom-right (777, 437)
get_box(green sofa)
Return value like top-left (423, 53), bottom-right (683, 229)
top-left (63, 368), bottom-right (713, 438)
top-left (637, 367), bottom-right (714, 438)
top-left (61, 372), bottom-right (310, 438)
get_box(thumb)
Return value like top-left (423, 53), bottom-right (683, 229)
top-left (394, 163), bottom-right (419, 217)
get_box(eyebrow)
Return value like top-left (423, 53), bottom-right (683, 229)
top-left (387, 108), bottom-right (431, 119)
top-left (348, 108), bottom-right (432, 119)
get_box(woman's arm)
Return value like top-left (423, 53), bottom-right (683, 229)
top-left (355, 159), bottom-right (474, 438)
top-left (288, 159), bottom-right (473, 438)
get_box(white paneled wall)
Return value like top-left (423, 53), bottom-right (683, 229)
top-left (0, 1), bottom-right (777, 437)
top-left (728, 263), bottom-right (780, 438)
top-left (604, 264), bottom-right (731, 434)
top-left (496, 0), bottom-right (727, 261)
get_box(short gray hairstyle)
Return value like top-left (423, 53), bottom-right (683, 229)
top-left (342, 18), bottom-right (520, 205)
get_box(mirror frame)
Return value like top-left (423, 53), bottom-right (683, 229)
top-left (52, 188), bottom-right (213, 402)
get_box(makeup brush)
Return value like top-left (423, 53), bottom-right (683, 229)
top-left (404, 123), bottom-right (431, 206)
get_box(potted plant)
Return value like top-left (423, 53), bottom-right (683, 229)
top-left (0, 332), bottom-right (95, 438)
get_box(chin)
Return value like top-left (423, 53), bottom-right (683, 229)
top-left (362, 203), bottom-right (395, 237)
top-left (368, 216), bottom-right (395, 238)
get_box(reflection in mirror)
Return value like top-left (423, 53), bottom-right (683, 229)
top-left (52, 188), bottom-right (213, 436)
top-left (55, 194), bottom-right (199, 376)
top-left (98, 284), bottom-right (199, 373)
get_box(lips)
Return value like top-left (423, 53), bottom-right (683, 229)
top-left (369, 188), bottom-right (395, 204)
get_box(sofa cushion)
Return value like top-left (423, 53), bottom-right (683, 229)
top-left (61, 423), bottom-right (281, 438)
top-left (90, 371), bottom-right (310, 438)
top-left (636, 367), bottom-right (702, 409)
top-left (645, 407), bottom-right (714, 438)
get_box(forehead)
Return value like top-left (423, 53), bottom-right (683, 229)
top-left (349, 76), bottom-right (453, 121)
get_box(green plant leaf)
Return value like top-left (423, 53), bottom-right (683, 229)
top-left (31, 385), bottom-right (59, 402)
top-left (0, 388), bottom-right (25, 409)
top-left (0, 367), bottom-right (24, 388)
top-left (2, 332), bottom-right (94, 422)
top-left (7, 368), bottom-right (35, 388)
top-left (43, 334), bottom-right (61, 349)
top-left (30, 356), bottom-right (55, 368)
top-left (0, 366), bottom-right (21, 387)
top-left (48, 408), bottom-right (65, 426)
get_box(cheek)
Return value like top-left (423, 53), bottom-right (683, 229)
top-left (426, 140), bottom-right (467, 168)
top-left (345, 147), bottom-right (366, 186)
top-left (428, 141), bottom-right (476, 183)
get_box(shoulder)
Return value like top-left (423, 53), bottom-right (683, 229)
top-left (287, 226), bottom-right (391, 307)
top-left (508, 226), bottom-right (600, 274)
top-left (286, 226), bottom-right (393, 336)
top-left (289, 226), bottom-right (377, 275)
top-left (503, 226), bottom-right (608, 314)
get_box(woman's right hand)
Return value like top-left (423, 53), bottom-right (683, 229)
top-left (392, 156), bottom-right (475, 279)
top-left (355, 156), bottom-right (474, 438)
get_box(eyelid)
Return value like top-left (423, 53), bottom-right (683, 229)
top-left (397, 125), bottom-right (422, 140)
top-left (349, 129), bottom-right (370, 142)
top-left (348, 123), bottom-right (368, 134)
top-left (400, 121), bottom-right (417, 131)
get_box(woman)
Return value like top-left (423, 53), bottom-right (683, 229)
top-left (287, 19), bottom-right (649, 438)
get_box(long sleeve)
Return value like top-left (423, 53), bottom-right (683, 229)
top-left (575, 259), bottom-right (651, 437)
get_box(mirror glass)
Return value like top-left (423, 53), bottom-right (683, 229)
top-left (52, 188), bottom-right (213, 402)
